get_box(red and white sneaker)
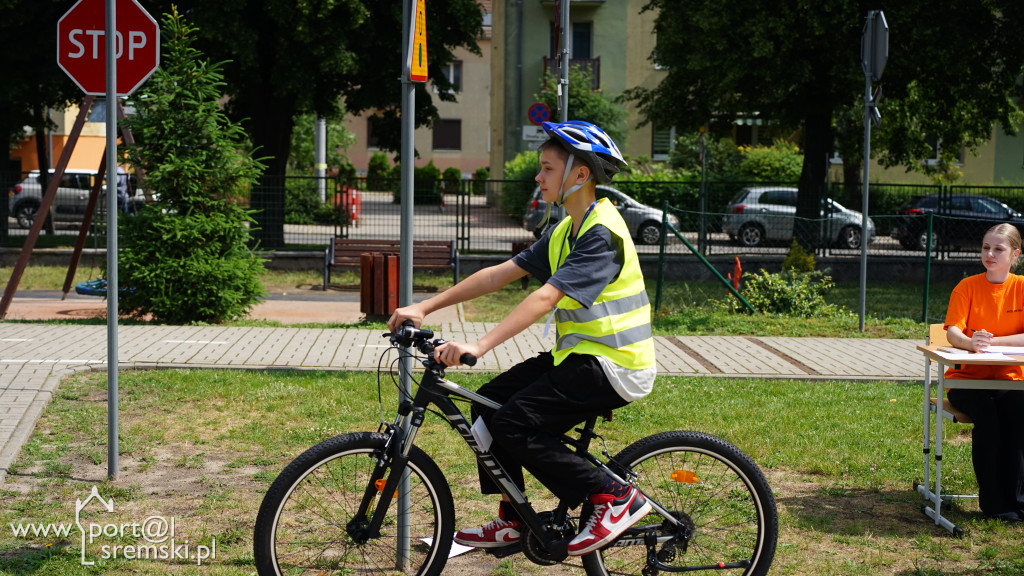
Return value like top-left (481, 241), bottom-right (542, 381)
top-left (568, 486), bottom-right (652, 556)
top-left (453, 510), bottom-right (522, 549)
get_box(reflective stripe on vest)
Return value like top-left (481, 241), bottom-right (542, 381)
top-left (554, 291), bottom-right (651, 325)
top-left (556, 322), bottom-right (654, 352)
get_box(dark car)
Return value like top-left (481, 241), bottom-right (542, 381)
top-left (890, 194), bottom-right (1024, 251)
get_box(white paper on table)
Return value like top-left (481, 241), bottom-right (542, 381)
top-left (975, 352), bottom-right (1018, 361)
top-left (981, 346), bottom-right (1024, 355)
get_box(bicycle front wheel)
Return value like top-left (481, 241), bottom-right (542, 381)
top-left (254, 432), bottom-right (455, 576)
top-left (583, 431), bottom-right (778, 576)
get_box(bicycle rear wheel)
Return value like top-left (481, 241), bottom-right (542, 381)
top-left (582, 431), bottom-right (777, 576)
top-left (254, 432), bottom-right (455, 576)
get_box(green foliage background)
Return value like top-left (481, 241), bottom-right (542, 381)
top-left (118, 9), bottom-right (266, 324)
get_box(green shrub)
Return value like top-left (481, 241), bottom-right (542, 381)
top-left (389, 161), bottom-right (444, 204)
top-left (284, 178), bottom-right (335, 225)
top-left (722, 269), bottom-right (838, 318)
top-left (781, 239), bottom-right (816, 273)
top-left (669, 133), bottom-right (743, 181)
top-left (442, 166), bottom-right (462, 194)
top-left (366, 152), bottom-right (391, 190)
top-left (737, 140), bottom-right (803, 182)
top-left (119, 9), bottom-right (265, 324)
top-left (613, 159), bottom-right (698, 210)
top-left (472, 166), bottom-right (489, 195)
top-left (501, 150), bottom-right (539, 217)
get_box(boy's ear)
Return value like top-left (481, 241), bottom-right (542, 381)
top-left (574, 163), bottom-right (591, 183)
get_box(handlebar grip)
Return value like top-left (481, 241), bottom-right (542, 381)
top-left (460, 353), bottom-right (477, 367)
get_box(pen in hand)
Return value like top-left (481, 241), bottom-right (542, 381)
top-left (972, 328), bottom-right (993, 351)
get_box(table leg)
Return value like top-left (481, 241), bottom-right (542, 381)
top-left (923, 357), bottom-right (932, 491)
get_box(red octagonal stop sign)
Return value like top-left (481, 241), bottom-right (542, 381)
top-left (57, 0), bottom-right (160, 96)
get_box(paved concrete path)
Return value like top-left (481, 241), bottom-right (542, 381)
top-left (0, 318), bottom-right (928, 483)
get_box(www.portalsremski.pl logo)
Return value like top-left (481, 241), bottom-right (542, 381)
top-left (8, 485), bottom-right (216, 566)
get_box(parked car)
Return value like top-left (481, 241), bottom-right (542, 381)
top-left (722, 186), bottom-right (875, 249)
top-left (7, 169), bottom-right (142, 229)
top-left (522, 184), bottom-right (680, 245)
top-left (890, 194), bottom-right (1024, 251)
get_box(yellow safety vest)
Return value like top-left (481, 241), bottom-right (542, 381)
top-left (547, 198), bottom-right (655, 369)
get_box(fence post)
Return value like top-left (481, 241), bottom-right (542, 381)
top-left (457, 180), bottom-right (470, 253)
top-left (655, 201), bottom-right (668, 313)
top-left (923, 211), bottom-right (933, 322)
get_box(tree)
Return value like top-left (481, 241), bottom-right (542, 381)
top-left (0, 0), bottom-right (84, 226)
top-left (287, 110), bottom-right (356, 176)
top-left (627, 0), bottom-right (1024, 248)
top-left (147, 0), bottom-right (484, 248)
top-left (119, 8), bottom-right (266, 324)
top-left (535, 67), bottom-right (629, 147)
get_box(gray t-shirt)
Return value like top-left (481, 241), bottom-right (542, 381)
top-left (512, 221), bottom-right (655, 401)
top-left (513, 223), bottom-right (622, 307)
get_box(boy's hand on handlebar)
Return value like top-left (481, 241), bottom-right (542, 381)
top-left (388, 305), bottom-right (424, 334)
top-left (434, 341), bottom-right (481, 367)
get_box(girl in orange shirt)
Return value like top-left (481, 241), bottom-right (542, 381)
top-left (944, 223), bottom-right (1024, 522)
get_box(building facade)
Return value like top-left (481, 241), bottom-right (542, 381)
top-left (489, 0), bottom-right (667, 178)
top-left (342, 1), bottom-right (494, 179)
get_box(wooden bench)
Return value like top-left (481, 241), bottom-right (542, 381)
top-left (324, 238), bottom-right (459, 290)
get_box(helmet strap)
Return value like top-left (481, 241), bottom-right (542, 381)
top-left (554, 154), bottom-right (592, 207)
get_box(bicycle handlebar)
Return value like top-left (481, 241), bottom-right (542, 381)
top-left (387, 323), bottom-right (477, 367)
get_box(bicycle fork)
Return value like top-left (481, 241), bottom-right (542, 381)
top-left (347, 401), bottom-right (424, 543)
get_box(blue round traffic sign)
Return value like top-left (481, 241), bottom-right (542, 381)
top-left (528, 102), bottom-right (551, 126)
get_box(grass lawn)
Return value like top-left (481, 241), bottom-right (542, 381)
top-left (2, 368), bottom-right (1022, 575)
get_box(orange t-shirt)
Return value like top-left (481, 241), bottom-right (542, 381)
top-left (944, 272), bottom-right (1024, 380)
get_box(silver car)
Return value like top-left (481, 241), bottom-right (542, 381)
top-left (7, 169), bottom-right (143, 229)
top-left (522, 184), bottom-right (679, 245)
top-left (721, 186), bottom-right (875, 249)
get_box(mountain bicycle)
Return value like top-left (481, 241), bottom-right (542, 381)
top-left (253, 325), bottom-right (778, 576)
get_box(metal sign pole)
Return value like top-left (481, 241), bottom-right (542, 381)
top-left (859, 73), bottom-right (871, 332)
top-left (395, 0), bottom-right (419, 568)
top-left (104, 0), bottom-right (120, 480)
top-left (558, 0), bottom-right (569, 121)
top-left (858, 10), bottom-right (887, 332)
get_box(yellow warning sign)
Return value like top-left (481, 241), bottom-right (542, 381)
top-left (408, 0), bottom-right (428, 82)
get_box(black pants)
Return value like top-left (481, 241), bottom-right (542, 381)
top-left (471, 351), bottom-right (629, 508)
top-left (947, 388), bottom-right (1024, 517)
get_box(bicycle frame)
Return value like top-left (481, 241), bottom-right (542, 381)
top-left (349, 347), bottom-right (688, 562)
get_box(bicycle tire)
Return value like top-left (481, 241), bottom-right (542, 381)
top-left (582, 431), bottom-right (778, 576)
top-left (254, 432), bottom-right (455, 576)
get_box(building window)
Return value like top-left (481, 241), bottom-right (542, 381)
top-left (924, 135), bottom-right (964, 165)
top-left (652, 125), bottom-right (676, 161)
top-left (549, 21), bottom-right (592, 58)
top-left (366, 117), bottom-right (380, 149)
top-left (653, 27), bottom-right (667, 70)
top-left (433, 119), bottom-right (462, 151)
top-left (434, 60), bottom-right (463, 94)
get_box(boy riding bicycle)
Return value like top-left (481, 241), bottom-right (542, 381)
top-left (387, 120), bottom-right (656, 556)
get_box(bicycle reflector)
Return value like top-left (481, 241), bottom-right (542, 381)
top-left (375, 479), bottom-right (398, 499)
top-left (671, 470), bottom-right (699, 483)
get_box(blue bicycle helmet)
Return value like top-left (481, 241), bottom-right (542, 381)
top-left (541, 120), bottom-right (627, 185)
